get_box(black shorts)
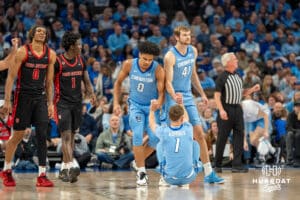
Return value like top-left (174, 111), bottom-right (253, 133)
top-left (13, 93), bottom-right (48, 130)
top-left (55, 102), bottom-right (82, 133)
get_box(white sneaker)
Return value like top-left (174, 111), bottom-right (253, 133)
top-left (136, 172), bottom-right (148, 186)
top-left (158, 176), bottom-right (170, 187)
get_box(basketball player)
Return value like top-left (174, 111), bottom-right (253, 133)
top-left (54, 31), bottom-right (95, 183)
top-left (113, 41), bottom-right (165, 186)
top-left (149, 99), bottom-right (203, 187)
top-left (164, 26), bottom-right (224, 183)
top-left (0, 25), bottom-right (56, 187)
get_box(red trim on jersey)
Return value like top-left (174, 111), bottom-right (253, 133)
top-left (12, 70), bottom-right (21, 122)
top-left (29, 44), bottom-right (46, 59)
top-left (54, 56), bottom-right (63, 105)
top-left (60, 54), bottom-right (78, 67)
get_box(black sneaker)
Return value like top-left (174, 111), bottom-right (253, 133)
top-left (59, 169), bottom-right (70, 182)
top-left (69, 167), bottom-right (80, 183)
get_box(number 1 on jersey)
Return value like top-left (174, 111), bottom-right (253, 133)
top-left (71, 77), bottom-right (75, 88)
top-left (175, 138), bottom-right (180, 153)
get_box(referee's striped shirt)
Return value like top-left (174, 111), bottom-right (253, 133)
top-left (215, 71), bottom-right (243, 105)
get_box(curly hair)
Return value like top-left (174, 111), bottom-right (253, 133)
top-left (28, 25), bottom-right (48, 43)
top-left (138, 41), bottom-right (160, 56)
top-left (61, 31), bottom-right (81, 51)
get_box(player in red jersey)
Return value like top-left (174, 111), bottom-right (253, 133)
top-left (0, 25), bottom-right (56, 187)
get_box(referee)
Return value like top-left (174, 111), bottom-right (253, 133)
top-left (214, 52), bottom-right (260, 173)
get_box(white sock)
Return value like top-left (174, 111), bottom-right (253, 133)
top-left (264, 139), bottom-right (275, 154)
top-left (138, 167), bottom-right (146, 173)
top-left (203, 162), bottom-right (212, 176)
top-left (73, 158), bottom-right (79, 168)
top-left (3, 162), bottom-right (12, 171)
top-left (67, 162), bottom-right (74, 169)
top-left (39, 166), bottom-right (46, 176)
top-left (61, 162), bottom-right (68, 170)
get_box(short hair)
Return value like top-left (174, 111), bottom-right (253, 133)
top-left (221, 52), bottom-right (235, 67)
top-left (28, 25), bottom-right (48, 43)
top-left (61, 31), bottom-right (81, 51)
top-left (173, 26), bottom-right (191, 37)
top-left (169, 104), bottom-right (184, 121)
top-left (138, 41), bottom-right (160, 56)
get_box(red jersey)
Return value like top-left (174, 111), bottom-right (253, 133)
top-left (54, 54), bottom-right (85, 104)
top-left (16, 44), bottom-right (50, 96)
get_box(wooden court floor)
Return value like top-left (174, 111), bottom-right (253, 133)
top-left (0, 168), bottom-right (299, 200)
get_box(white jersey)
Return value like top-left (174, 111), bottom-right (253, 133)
top-left (241, 99), bottom-right (269, 122)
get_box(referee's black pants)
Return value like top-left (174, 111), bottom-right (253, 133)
top-left (215, 104), bottom-right (244, 168)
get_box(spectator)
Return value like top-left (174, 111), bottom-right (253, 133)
top-left (147, 25), bottom-right (166, 46)
top-left (271, 102), bottom-right (288, 162)
top-left (95, 63), bottom-right (114, 101)
top-left (139, 0), bottom-right (160, 17)
top-left (171, 11), bottom-right (189, 29)
top-left (79, 104), bottom-right (98, 153)
top-left (240, 32), bottom-right (260, 57)
top-left (83, 28), bottom-right (105, 55)
top-left (291, 56), bottom-right (300, 80)
top-left (98, 7), bottom-right (114, 31)
top-left (126, 0), bottom-right (140, 20)
top-left (197, 68), bottom-right (216, 90)
top-left (14, 128), bottom-right (38, 171)
top-left (107, 23), bottom-right (129, 61)
top-left (286, 101), bottom-right (300, 167)
top-left (95, 114), bottom-right (134, 169)
top-left (73, 133), bottom-right (91, 169)
top-left (281, 34), bottom-right (300, 56)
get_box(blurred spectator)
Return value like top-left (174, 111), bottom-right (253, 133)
top-left (281, 34), bottom-right (300, 56)
top-left (271, 102), bottom-right (288, 162)
top-left (139, 0), bottom-right (160, 17)
top-left (87, 60), bottom-right (101, 90)
top-left (147, 25), bottom-right (166, 46)
top-left (126, 0), bottom-right (140, 20)
top-left (261, 75), bottom-right (277, 98)
top-left (171, 10), bottom-right (189, 29)
top-left (95, 63), bottom-right (113, 101)
top-left (14, 128), bottom-right (38, 171)
top-left (39, 0), bottom-right (57, 19)
top-left (83, 28), bottom-right (105, 54)
top-left (240, 32), bottom-right (260, 56)
top-left (197, 68), bottom-right (215, 90)
top-left (286, 101), bottom-right (300, 167)
top-left (107, 23), bottom-right (129, 61)
top-left (79, 104), bottom-right (98, 153)
top-left (291, 56), bottom-right (300, 80)
top-left (158, 13), bottom-right (172, 39)
top-left (225, 9), bottom-right (244, 30)
top-left (98, 7), bottom-right (114, 31)
top-left (73, 133), bottom-right (91, 169)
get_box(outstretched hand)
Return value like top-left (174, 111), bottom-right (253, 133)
top-left (150, 99), bottom-right (160, 111)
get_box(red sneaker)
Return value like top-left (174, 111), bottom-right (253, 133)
top-left (36, 173), bottom-right (54, 187)
top-left (0, 169), bottom-right (16, 187)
